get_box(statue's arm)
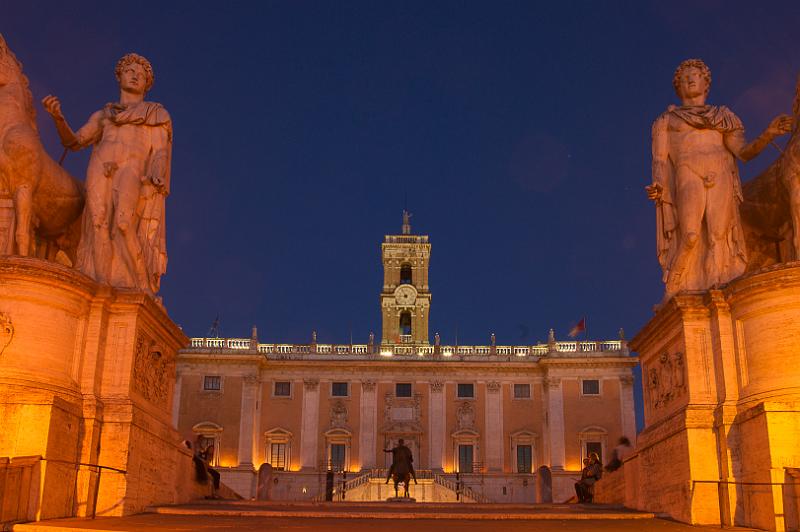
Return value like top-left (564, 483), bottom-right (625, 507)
top-left (647, 114), bottom-right (670, 201)
top-left (147, 121), bottom-right (172, 195)
top-left (728, 114), bottom-right (793, 162)
top-left (41, 96), bottom-right (101, 150)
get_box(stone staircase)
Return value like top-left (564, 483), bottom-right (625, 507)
top-left (319, 469), bottom-right (489, 502)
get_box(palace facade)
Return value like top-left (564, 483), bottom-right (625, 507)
top-left (174, 215), bottom-right (638, 502)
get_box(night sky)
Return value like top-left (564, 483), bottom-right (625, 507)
top-left (5, 3), bottom-right (800, 356)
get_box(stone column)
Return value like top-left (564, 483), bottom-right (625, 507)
top-left (171, 373), bottom-right (182, 429)
top-left (545, 377), bottom-right (565, 470)
top-left (358, 380), bottom-right (377, 470)
top-left (428, 380), bottom-right (445, 471)
top-left (619, 375), bottom-right (636, 444)
top-left (237, 374), bottom-right (260, 466)
top-left (485, 381), bottom-right (503, 471)
top-left (300, 379), bottom-right (320, 470)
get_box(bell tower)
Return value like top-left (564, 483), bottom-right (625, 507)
top-left (380, 211), bottom-right (431, 345)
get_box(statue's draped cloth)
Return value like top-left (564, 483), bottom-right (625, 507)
top-left (75, 101), bottom-right (171, 292)
top-left (654, 104), bottom-right (747, 290)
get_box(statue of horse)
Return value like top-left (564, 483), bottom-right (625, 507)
top-left (0, 34), bottom-right (84, 262)
top-left (741, 75), bottom-right (800, 269)
top-left (391, 460), bottom-right (412, 498)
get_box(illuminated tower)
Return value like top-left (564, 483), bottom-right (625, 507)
top-left (380, 211), bottom-right (431, 345)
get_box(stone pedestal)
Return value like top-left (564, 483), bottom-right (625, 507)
top-left (630, 263), bottom-right (800, 531)
top-left (0, 257), bottom-right (201, 519)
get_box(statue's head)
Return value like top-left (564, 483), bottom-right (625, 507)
top-left (115, 53), bottom-right (154, 93)
top-left (673, 59), bottom-right (711, 100)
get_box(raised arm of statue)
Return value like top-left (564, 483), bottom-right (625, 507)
top-left (729, 114), bottom-right (794, 162)
top-left (42, 95), bottom-right (104, 151)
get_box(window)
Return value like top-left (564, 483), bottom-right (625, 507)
top-left (192, 422), bottom-right (223, 467)
top-left (203, 376), bottom-right (221, 391)
top-left (400, 264), bottom-right (413, 285)
top-left (396, 383), bottom-right (412, 397)
top-left (517, 445), bottom-right (533, 473)
top-left (399, 311), bottom-right (412, 336)
top-left (264, 428), bottom-right (292, 471)
top-left (270, 443), bottom-right (287, 470)
top-left (274, 381), bottom-right (291, 397)
top-left (457, 383), bottom-right (474, 398)
top-left (330, 443), bottom-right (346, 472)
top-left (458, 444), bottom-right (474, 473)
top-left (582, 379), bottom-right (600, 395)
top-left (513, 384), bottom-right (531, 398)
top-left (586, 441), bottom-right (603, 464)
top-left (331, 382), bottom-right (349, 397)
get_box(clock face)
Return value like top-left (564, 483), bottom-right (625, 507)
top-left (394, 285), bottom-right (417, 306)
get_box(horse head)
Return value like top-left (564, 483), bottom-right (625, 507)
top-left (0, 34), bottom-right (36, 126)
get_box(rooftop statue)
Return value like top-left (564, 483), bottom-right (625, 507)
top-left (646, 59), bottom-right (792, 300)
top-left (740, 75), bottom-right (800, 268)
top-left (43, 53), bottom-right (172, 295)
top-left (0, 34), bottom-right (84, 260)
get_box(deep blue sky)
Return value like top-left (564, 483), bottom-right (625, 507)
top-left (5, 1), bottom-right (800, 347)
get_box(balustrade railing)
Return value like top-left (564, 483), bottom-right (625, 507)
top-left (187, 337), bottom-right (625, 359)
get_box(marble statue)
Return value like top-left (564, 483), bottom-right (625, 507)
top-left (647, 59), bottom-right (792, 300)
top-left (740, 75), bottom-right (800, 268)
top-left (43, 53), bottom-right (171, 295)
top-left (0, 34), bottom-right (84, 260)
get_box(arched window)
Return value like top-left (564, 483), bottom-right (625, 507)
top-left (400, 264), bottom-right (413, 285)
top-left (399, 311), bottom-right (412, 338)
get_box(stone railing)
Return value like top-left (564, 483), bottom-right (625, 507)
top-left (186, 337), bottom-right (625, 359)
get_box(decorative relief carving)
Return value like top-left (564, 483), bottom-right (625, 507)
top-left (429, 380), bottom-right (444, 393)
top-left (456, 401), bottom-right (475, 431)
top-left (132, 330), bottom-right (173, 406)
top-left (647, 351), bottom-right (687, 409)
top-left (330, 399), bottom-right (348, 429)
top-left (382, 392), bottom-right (422, 433)
top-left (361, 380), bottom-right (376, 392)
top-left (486, 381), bottom-right (501, 393)
top-left (619, 375), bottom-right (634, 386)
top-left (303, 378), bottom-right (319, 390)
top-left (0, 312), bottom-right (13, 357)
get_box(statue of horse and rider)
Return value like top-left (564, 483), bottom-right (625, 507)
top-left (383, 438), bottom-right (418, 498)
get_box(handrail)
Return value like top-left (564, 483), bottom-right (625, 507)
top-left (42, 457), bottom-right (127, 474)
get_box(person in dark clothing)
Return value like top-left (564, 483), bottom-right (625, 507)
top-left (574, 453), bottom-right (602, 503)
top-left (194, 438), bottom-right (221, 497)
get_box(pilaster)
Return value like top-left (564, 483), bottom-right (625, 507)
top-left (300, 379), bottom-right (320, 469)
top-left (358, 380), bottom-right (377, 469)
top-left (237, 373), bottom-right (260, 466)
top-left (428, 380), bottom-right (445, 470)
top-left (485, 381), bottom-right (503, 471)
top-left (545, 377), bottom-right (565, 470)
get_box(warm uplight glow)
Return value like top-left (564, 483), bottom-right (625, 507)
top-left (380, 349), bottom-right (393, 356)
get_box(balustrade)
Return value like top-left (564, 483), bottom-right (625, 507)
top-left (185, 336), bottom-right (626, 359)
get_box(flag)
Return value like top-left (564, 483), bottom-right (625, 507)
top-left (568, 317), bottom-right (586, 338)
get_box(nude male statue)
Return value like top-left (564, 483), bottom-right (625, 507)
top-left (647, 59), bottom-right (792, 300)
top-left (42, 53), bottom-right (171, 295)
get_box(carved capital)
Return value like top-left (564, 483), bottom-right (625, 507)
top-left (545, 377), bottom-right (561, 389)
top-left (486, 381), bottom-right (501, 393)
top-left (303, 378), bottom-right (319, 390)
top-left (243, 373), bottom-right (260, 386)
top-left (362, 380), bottom-right (376, 392)
top-left (429, 380), bottom-right (444, 393)
top-left (619, 375), bottom-right (634, 386)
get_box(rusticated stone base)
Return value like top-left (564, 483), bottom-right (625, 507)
top-left (604, 263), bottom-right (800, 531)
top-left (0, 257), bottom-right (205, 519)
